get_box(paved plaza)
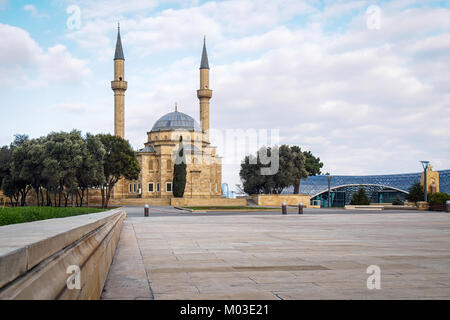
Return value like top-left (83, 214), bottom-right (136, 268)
top-left (101, 207), bottom-right (450, 299)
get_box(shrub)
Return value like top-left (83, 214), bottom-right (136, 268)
top-left (392, 195), bottom-right (404, 205)
top-left (428, 192), bottom-right (450, 205)
top-left (406, 182), bottom-right (424, 203)
top-left (350, 187), bottom-right (370, 205)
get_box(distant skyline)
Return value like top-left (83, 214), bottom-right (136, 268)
top-left (0, 0), bottom-right (449, 189)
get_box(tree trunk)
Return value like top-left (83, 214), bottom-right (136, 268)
top-left (101, 187), bottom-right (105, 208)
top-left (86, 188), bottom-right (89, 208)
top-left (78, 188), bottom-right (85, 207)
top-left (105, 186), bottom-right (111, 209)
top-left (293, 179), bottom-right (300, 194)
top-left (35, 187), bottom-right (40, 206)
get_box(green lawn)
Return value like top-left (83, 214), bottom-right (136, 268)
top-left (183, 206), bottom-right (280, 211)
top-left (0, 206), bottom-right (106, 226)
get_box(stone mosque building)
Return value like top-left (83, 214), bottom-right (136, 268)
top-left (110, 26), bottom-right (223, 203)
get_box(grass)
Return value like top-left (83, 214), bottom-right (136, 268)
top-left (0, 206), bottom-right (107, 227)
top-left (183, 206), bottom-right (280, 211)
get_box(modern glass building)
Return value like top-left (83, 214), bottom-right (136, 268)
top-left (283, 170), bottom-right (450, 207)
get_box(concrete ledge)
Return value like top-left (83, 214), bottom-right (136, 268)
top-left (345, 205), bottom-right (383, 210)
top-left (0, 209), bottom-right (125, 299)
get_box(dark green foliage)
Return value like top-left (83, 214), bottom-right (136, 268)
top-left (173, 137), bottom-right (187, 197)
top-left (392, 195), bottom-right (404, 205)
top-left (239, 145), bottom-right (323, 195)
top-left (0, 206), bottom-right (105, 226)
top-left (428, 192), bottom-right (450, 205)
top-left (406, 181), bottom-right (424, 203)
top-left (0, 131), bottom-right (139, 209)
top-left (97, 134), bottom-right (140, 208)
top-left (350, 187), bottom-right (371, 205)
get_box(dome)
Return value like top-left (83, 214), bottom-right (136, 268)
top-left (151, 111), bottom-right (201, 132)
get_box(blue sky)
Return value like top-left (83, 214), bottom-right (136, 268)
top-left (0, 0), bottom-right (449, 189)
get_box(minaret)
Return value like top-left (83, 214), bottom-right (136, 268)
top-left (111, 23), bottom-right (127, 139)
top-left (197, 37), bottom-right (212, 143)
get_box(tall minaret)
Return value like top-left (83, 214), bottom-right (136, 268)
top-left (197, 37), bottom-right (212, 143)
top-left (111, 23), bottom-right (127, 139)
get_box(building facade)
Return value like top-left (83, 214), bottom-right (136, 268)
top-left (283, 167), bottom-right (450, 207)
top-left (111, 28), bottom-right (222, 200)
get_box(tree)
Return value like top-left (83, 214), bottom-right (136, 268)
top-left (0, 146), bottom-right (11, 188)
top-left (290, 146), bottom-right (308, 194)
top-left (11, 138), bottom-right (46, 206)
top-left (98, 134), bottom-right (140, 208)
top-left (76, 134), bottom-right (106, 206)
top-left (406, 182), bottom-right (424, 203)
top-left (293, 150), bottom-right (323, 194)
top-left (240, 145), bottom-right (299, 195)
top-left (7, 135), bottom-right (32, 206)
top-left (172, 136), bottom-right (187, 197)
top-left (350, 187), bottom-right (370, 205)
top-left (240, 152), bottom-right (265, 194)
top-left (41, 131), bottom-right (84, 207)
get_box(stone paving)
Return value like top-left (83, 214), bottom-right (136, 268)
top-left (101, 209), bottom-right (450, 300)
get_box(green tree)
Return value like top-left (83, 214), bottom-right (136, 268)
top-left (240, 152), bottom-right (265, 194)
top-left (11, 138), bottom-right (46, 206)
top-left (293, 150), bottom-right (323, 194)
top-left (350, 187), bottom-right (371, 205)
top-left (406, 182), bottom-right (424, 203)
top-left (0, 146), bottom-right (11, 189)
top-left (240, 145), bottom-right (298, 194)
top-left (290, 146), bottom-right (308, 194)
top-left (6, 135), bottom-right (32, 206)
top-left (76, 134), bottom-right (106, 207)
top-left (98, 134), bottom-right (140, 208)
top-left (41, 131), bottom-right (84, 207)
top-left (172, 136), bottom-right (187, 197)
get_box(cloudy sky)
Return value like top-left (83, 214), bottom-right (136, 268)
top-left (0, 0), bottom-right (449, 189)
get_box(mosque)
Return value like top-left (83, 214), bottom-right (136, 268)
top-left (110, 26), bottom-right (222, 201)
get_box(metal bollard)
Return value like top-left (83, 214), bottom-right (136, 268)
top-left (298, 202), bottom-right (303, 214)
top-left (144, 204), bottom-right (149, 217)
top-left (446, 200), bottom-right (450, 213)
top-left (282, 202), bottom-right (287, 215)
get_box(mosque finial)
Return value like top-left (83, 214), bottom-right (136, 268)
top-left (175, 102), bottom-right (178, 112)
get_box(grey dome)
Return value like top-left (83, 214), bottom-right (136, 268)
top-left (151, 111), bottom-right (201, 132)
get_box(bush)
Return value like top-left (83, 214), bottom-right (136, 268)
top-left (392, 195), bottom-right (404, 205)
top-left (0, 207), bottom-right (105, 226)
top-left (406, 182), bottom-right (424, 203)
top-left (428, 192), bottom-right (450, 205)
top-left (350, 187), bottom-right (370, 205)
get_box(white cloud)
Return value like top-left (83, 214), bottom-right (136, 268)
top-left (2, 1), bottom-right (450, 189)
top-left (0, 23), bottom-right (91, 86)
top-left (24, 4), bottom-right (48, 19)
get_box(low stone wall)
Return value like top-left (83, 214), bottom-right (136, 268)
top-left (110, 197), bottom-right (171, 206)
top-left (171, 197), bottom-right (247, 207)
top-left (251, 194), bottom-right (311, 207)
top-left (0, 209), bottom-right (125, 299)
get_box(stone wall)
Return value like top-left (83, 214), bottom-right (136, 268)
top-left (0, 209), bottom-right (125, 299)
top-left (171, 197), bottom-right (247, 207)
top-left (251, 194), bottom-right (311, 207)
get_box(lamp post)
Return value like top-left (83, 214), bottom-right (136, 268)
top-left (420, 161), bottom-right (430, 202)
top-left (326, 173), bottom-right (333, 208)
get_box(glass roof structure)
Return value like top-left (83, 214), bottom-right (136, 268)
top-left (283, 169), bottom-right (450, 197)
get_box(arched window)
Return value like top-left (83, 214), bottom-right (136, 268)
top-left (149, 159), bottom-right (153, 170)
